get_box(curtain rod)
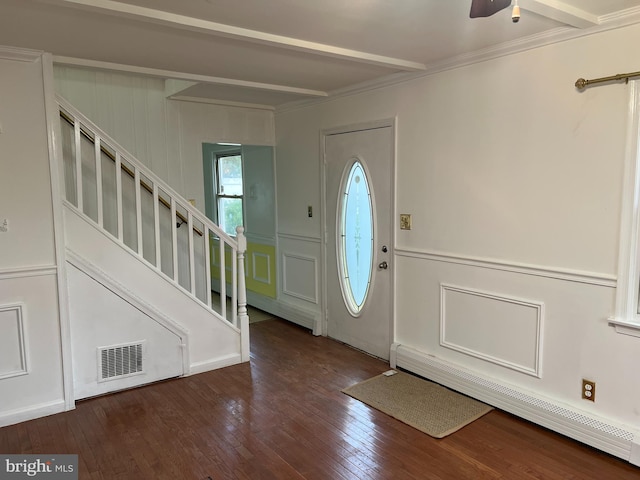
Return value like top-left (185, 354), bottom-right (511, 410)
top-left (575, 71), bottom-right (640, 90)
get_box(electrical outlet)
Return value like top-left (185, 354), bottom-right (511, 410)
top-left (582, 379), bottom-right (596, 402)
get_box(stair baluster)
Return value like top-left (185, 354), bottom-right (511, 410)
top-left (57, 96), bottom-right (249, 354)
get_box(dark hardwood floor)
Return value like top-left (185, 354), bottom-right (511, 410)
top-left (2, 318), bottom-right (639, 479)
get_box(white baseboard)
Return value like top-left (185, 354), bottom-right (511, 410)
top-left (246, 292), bottom-right (318, 332)
top-left (189, 353), bottom-right (242, 376)
top-left (394, 343), bottom-right (636, 463)
top-left (629, 438), bottom-right (640, 467)
top-left (0, 399), bottom-right (68, 428)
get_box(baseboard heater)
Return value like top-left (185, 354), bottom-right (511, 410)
top-left (391, 343), bottom-right (639, 465)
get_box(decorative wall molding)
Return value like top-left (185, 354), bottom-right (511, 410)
top-left (396, 248), bottom-right (616, 287)
top-left (392, 344), bottom-right (635, 463)
top-left (252, 252), bottom-right (272, 285)
top-left (245, 233), bottom-right (276, 245)
top-left (282, 253), bottom-right (318, 304)
top-left (278, 232), bottom-right (322, 244)
top-left (0, 304), bottom-right (29, 380)
top-left (440, 284), bottom-right (544, 377)
top-left (0, 265), bottom-right (57, 280)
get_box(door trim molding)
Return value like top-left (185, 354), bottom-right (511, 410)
top-left (320, 118), bottom-right (397, 339)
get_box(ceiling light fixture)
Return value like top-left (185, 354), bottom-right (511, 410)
top-left (512, 0), bottom-right (521, 22)
top-left (469, 0), bottom-right (521, 22)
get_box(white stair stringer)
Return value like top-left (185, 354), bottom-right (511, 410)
top-left (64, 202), bottom-right (243, 379)
top-left (66, 259), bottom-right (186, 399)
top-left (66, 248), bottom-right (191, 365)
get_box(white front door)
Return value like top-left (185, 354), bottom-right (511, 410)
top-left (324, 125), bottom-right (394, 360)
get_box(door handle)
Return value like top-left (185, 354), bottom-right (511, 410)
top-left (378, 261), bottom-right (388, 269)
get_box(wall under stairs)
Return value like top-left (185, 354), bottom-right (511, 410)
top-left (59, 97), bottom-right (249, 399)
top-left (64, 203), bottom-right (244, 399)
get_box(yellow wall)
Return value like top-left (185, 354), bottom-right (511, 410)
top-left (210, 237), bottom-right (276, 299)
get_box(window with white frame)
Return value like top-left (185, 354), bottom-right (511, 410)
top-left (611, 81), bottom-right (640, 336)
top-left (215, 152), bottom-right (244, 237)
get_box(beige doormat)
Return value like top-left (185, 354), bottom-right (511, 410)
top-left (342, 370), bottom-right (493, 438)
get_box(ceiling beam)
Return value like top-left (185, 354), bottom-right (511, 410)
top-left (519, 0), bottom-right (599, 28)
top-left (44, 0), bottom-right (427, 72)
top-left (169, 96), bottom-right (277, 112)
top-left (53, 56), bottom-right (329, 97)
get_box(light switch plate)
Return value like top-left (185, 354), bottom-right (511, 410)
top-left (400, 214), bottom-right (412, 230)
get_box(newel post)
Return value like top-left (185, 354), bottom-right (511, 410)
top-left (236, 226), bottom-right (250, 362)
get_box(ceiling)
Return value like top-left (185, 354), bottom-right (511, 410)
top-left (1, 0), bottom-right (640, 109)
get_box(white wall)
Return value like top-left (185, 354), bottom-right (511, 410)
top-left (54, 66), bottom-right (171, 182)
top-left (53, 66), bottom-right (275, 211)
top-left (0, 48), bottom-right (66, 426)
top-left (274, 21), bottom-right (640, 436)
top-left (169, 99), bottom-right (275, 210)
top-left (64, 205), bottom-right (243, 374)
top-left (67, 264), bottom-right (184, 400)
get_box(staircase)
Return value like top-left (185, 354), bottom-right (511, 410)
top-left (57, 96), bottom-right (249, 399)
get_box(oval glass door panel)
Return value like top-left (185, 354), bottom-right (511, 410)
top-left (339, 160), bottom-right (374, 316)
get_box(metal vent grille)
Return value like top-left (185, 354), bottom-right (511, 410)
top-left (99, 343), bottom-right (144, 381)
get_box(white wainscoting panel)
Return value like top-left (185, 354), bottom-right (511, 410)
top-left (440, 284), bottom-right (544, 377)
top-left (0, 304), bottom-right (28, 380)
top-left (252, 251), bottom-right (272, 285)
top-left (282, 253), bottom-right (318, 303)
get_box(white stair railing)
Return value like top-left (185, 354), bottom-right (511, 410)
top-left (57, 96), bottom-right (249, 359)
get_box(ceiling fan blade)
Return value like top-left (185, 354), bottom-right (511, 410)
top-left (470, 0), bottom-right (512, 18)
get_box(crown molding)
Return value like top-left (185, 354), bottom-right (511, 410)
top-left (0, 45), bottom-right (43, 63)
top-left (276, 11), bottom-right (640, 114)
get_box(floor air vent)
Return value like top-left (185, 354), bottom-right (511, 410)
top-left (98, 342), bottom-right (145, 382)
